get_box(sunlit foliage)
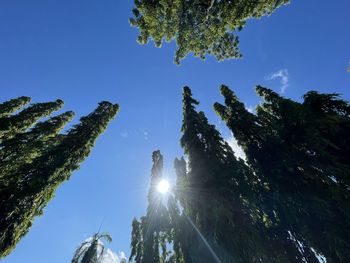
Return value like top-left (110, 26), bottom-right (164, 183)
top-left (130, 0), bottom-right (289, 64)
top-left (0, 97), bottom-right (119, 258)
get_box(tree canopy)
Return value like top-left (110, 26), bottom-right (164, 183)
top-left (177, 86), bottom-right (303, 262)
top-left (130, 86), bottom-right (350, 262)
top-left (130, 0), bottom-right (289, 64)
top-left (129, 150), bottom-right (183, 263)
top-left (0, 97), bottom-right (119, 258)
top-left (214, 85), bottom-right (350, 262)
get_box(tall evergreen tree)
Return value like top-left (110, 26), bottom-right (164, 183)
top-left (177, 86), bottom-right (297, 262)
top-left (0, 96), bottom-right (31, 118)
top-left (129, 150), bottom-right (172, 263)
top-left (130, 0), bottom-right (289, 64)
top-left (0, 100), bottom-right (119, 258)
top-left (214, 84), bottom-right (350, 262)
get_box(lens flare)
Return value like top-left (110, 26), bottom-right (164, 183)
top-left (157, 179), bottom-right (170, 194)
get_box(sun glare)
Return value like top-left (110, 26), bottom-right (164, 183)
top-left (157, 179), bottom-right (170, 194)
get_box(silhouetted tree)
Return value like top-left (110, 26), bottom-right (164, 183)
top-left (215, 85), bottom-right (350, 262)
top-left (176, 86), bottom-right (298, 262)
top-left (130, 151), bottom-right (183, 263)
top-left (72, 232), bottom-right (112, 263)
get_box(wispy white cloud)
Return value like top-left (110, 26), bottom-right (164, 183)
top-left (100, 249), bottom-right (127, 263)
top-left (78, 237), bottom-right (127, 263)
top-left (266, 69), bottom-right (289, 94)
top-left (120, 131), bottom-right (128, 138)
top-left (117, 252), bottom-right (127, 262)
top-left (225, 133), bottom-right (246, 161)
top-left (120, 130), bottom-right (149, 140)
top-left (143, 131), bottom-right (148, 140)
top-left (245, 105), bottom-right (255, 113)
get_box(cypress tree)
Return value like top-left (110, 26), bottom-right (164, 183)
top-left (214, 84), bottom-right (350, 262)
top-left (0, 101), bottom-right (119, 258)
top-left (0, 99), bottom-right (64, 141)
top-left (129, 150), bottom-right (171, 263)
top-left (178, 86), bottom-right (289, 262)
top-left (130, 218), bottom-right (143, 263)
top-left (0, 96), bottom-right (31, 118)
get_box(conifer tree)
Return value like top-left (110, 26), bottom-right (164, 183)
top-left (130, 0), bottom-right (289, 64)
top-left (214, 85), bottom-right (350, 262)
top-left (129, 150), bottom-right (172, 263)
top-left (130, 218), bottom-right (143, 263)
top-left (0, 96), bottom-right (31, 118)
top-left (177, 86), bottom-right (295, 262)
top-left (142, 150), bottom-right (163, 263)
top-left (0, 100), bottom-right (119, 258)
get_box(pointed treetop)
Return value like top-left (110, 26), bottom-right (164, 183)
top-left (182, 86), bottom-right (199, 105)
top-left (0, 99), bottom-right (65, 141)
top-left (303, 91), bottom-right (350, 116)
top-left (151, 150), bottom-right (163, 179)
top-left (0, 96), bottom-right (31, 118)
top-left (256, 85), bottom-right (281, 102)
top-left (214, 85), bottom-right (261, 147)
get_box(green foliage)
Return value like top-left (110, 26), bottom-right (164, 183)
top-left (178, 86), bottom-right (302, 262)
top-left (0, 96), bottom-right (31, 118)
top-left (215, 85), bottom-right (350, 262)
top-left (128, 86), bottom-right (349, 262)
top-left (129, 151), bottom-right (185, 263)
top-left (0, 111), bottom-right (75, 186)
top-left (130, 0), bottom-right (289, 64)
top-left (130, 218), bottom-right (143, 263)
top-left (0, 98), bottom-right (119, 258)
top-left (0, 99), bottom-right (64, 140)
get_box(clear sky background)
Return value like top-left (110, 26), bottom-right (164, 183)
top-left (0, 1), bottom-right (349, 262)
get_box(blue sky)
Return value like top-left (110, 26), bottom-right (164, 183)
top-left (0, 0), bottom-right (349, 262)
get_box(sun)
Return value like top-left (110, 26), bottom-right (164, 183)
top-left (157, 179), bottom-right (170, 194)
